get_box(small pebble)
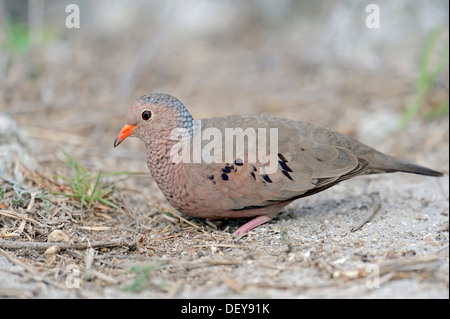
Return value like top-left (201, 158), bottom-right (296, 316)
top-left (48, 230), bottom-right (69, 242)
top-left (423, 233), bottom-right (438, 246)
top-left (44, 244), bottom-right (60, 255)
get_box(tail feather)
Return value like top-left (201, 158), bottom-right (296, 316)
top-left (368, 152), bottom-right (443, 177)
top-left (383, 159), bottom-right (443, 177)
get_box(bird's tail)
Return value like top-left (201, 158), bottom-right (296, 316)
top-left (367, 152), bottom-right (443, 177)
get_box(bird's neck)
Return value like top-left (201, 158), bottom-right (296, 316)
top-left (144, 115), bottom-right (198, 207)
top-left (145, 137), bottom-right (190, 207)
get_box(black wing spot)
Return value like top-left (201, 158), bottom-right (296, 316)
top-left (222, 164), bottom-right (235, 173)
top-left (278, 160), bottom-right (293, 172)
top-left (261, 174), bottom-right (273, 183)
top-left (221, 173), bottom-right (229, 181)
top-left (282, 170), bottom-right (294, 181)
top-left (278, 153), bottom-right (288, 162)
top-left (234, 158), bottom-right (244, 166)
top-left (250, 172), bottom-right (256, 180)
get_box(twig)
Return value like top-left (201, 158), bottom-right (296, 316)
top-left (333, 254), bottom-right (443, 280)
top-left (84, 248), bottom-right (95, 269)
top-left (172, 212), bottom-right (205, 232)
top-left (351, 202), bottom-right (381, 232)
top-left (16, 192), bottom-right (37, 235)
top-left (83, 247), bottom-right (96, 281)
top-left (183, 258), bottom-right (242, 270)
top-left (26, 192), bottom-right (37, 211)
top-left (154, 204), bottom-right (205, 232)
top-left (77, 226), bottom-right (112, 231)
top-left (0, 210), bottom-right (50, 229)
top-left (0, 236), bottom-right (135, 251)
top-left (192, 244), bottom-right (249, 249)
top-left (149, 233), bottom-right (182, 241)
top-left (92, 270), bottom-right (119, 285)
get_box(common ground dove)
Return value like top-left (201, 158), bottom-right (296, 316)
top-left (114, 93), bottom-right (443, 235)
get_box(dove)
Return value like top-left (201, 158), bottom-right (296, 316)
top-left (114, 93), bottom-right (443, 235)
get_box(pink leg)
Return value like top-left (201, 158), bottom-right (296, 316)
top-left (233, 215), bottom-right (274, 235)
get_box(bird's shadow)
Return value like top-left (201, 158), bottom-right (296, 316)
top-left (210, 192), bottom-right (380, 234)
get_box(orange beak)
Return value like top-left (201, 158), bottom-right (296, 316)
top-left (114, 124), bottom-right (137, 148)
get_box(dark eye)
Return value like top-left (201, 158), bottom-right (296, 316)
top-left (141, 109), bottom-right (152, 121)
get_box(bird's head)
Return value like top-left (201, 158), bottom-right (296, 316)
top-left (114, 93), bottom-right (194, 148)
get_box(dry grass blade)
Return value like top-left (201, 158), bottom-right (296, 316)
top-left (0, 236), bottom-right (135, 251)
top-left (153, 203), bottom-right (205, 232)
top-left (192, 244), bottom-right (249, 249)
top-left (0, 210), bottom-right (51, 228)
top-left (77, 226), bottom-right (112, 231)
top-left (351, 202), bottom-right (382, 232)
top-left (332, 254), bottom-right (445, 281)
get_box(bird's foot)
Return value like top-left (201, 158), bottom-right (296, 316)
top-left (232, 215), bottom-right (273, 235)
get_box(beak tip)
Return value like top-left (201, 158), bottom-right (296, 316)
top-left (114, 124), bottom-right (137, 149)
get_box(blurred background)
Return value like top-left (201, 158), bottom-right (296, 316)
top-left (0, 0), bottom-right (448, 176)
